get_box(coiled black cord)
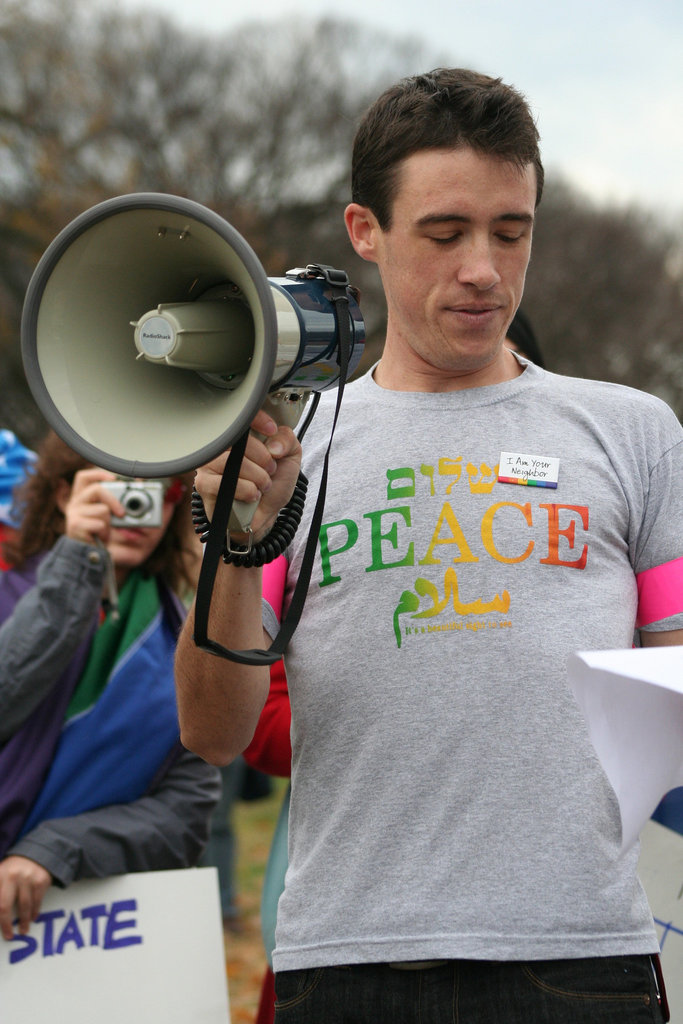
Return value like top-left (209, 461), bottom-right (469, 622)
top-left (191, 472), bottom-right (308, 567)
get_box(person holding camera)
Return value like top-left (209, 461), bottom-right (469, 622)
top-left (175, 68), bottom-right (682, 1022)
top-left (0, 430), bottom-right (220, 941)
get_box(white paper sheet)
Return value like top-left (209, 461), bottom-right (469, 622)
top-left (567, 646), bottom-right (683, 851)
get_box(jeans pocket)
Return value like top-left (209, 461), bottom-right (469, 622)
top-left (274, 967), bottom-right (325, 1011)
top-left (522, 955), bottom-right (656, 1012)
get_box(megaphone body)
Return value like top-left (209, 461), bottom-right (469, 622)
top-left (21, 193), bottom-right (365, 529)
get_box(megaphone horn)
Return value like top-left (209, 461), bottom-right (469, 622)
top-left (21, 193), bottom-right (365, 529)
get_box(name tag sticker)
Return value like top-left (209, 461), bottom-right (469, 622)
top-left (498, 451), bottom-right (560, 488)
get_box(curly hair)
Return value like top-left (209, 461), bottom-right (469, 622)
top-left (3, 430), bottom-right (197, 595)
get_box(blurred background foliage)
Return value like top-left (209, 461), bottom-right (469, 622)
top-left (1, 0), bottom-right (682, 445)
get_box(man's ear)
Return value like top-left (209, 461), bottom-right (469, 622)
top-left (344, 203), bottom-right (381, 263)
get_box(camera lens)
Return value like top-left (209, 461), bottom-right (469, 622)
top-left (121, 487), bottom-right (152, 518)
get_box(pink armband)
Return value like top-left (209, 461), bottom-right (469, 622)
top-left (262, 555), bottom-right (288, 623)
top-left (636, 556), bottom-right (683, 628)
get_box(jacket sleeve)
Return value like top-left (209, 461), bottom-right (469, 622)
top-left (5, 747), bottom-right (221, 886)
top-left (0, 536), bottom-right (105, 743)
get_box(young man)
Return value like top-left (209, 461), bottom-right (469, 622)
top-left (175, 69), bottom-right (682, 1022)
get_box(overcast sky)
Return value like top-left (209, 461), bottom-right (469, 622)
top-left (115, 0), bottom-right (682, 219)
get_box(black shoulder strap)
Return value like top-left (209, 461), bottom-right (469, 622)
top-left (193, 266), bottom-right (352, 665)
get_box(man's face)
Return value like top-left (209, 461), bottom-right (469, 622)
top-left (347, 146), bottom-right (537, 389)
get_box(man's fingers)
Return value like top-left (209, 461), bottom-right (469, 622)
top-left (249, 409), bottom-right (279, 438)
top-left (195, 423), bottom-right (302, 521)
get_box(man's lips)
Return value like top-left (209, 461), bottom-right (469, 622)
top-left (445, 303), bottom-right (502, 323)
top-left (447, 301), bottom-right (501, 314)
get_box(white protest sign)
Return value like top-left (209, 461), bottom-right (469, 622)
top-left (567, 646), bottom-right (683, 850)
top-left (0, 867), bottom-right (230, 1023)
top-left (638, 819), bottom-right (683, 1022)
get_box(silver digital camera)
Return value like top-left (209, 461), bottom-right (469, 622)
top-left (104, 480), bottom-right (164, 528)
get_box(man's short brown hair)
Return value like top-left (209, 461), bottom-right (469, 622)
top-left (351, 68), bottom-right (544, 229)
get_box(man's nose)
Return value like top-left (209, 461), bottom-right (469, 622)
top-left (456, 238), bottom-right (501, 290)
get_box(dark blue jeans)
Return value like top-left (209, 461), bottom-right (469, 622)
top-left (274, 956), bottom-right (667, 1023)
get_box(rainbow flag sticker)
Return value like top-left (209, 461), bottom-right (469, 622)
top-left (498, 451), bottom-right (560, 489)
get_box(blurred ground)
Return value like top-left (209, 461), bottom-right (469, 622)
top-left (223, 778), bottom-right (287, 1023)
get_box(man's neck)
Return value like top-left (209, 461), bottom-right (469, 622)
top-left (373, 345), bottom-right (524, 393)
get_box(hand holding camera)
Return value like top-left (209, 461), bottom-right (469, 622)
top-left (63, 469), bottom-right (164, 547)
top-left (63, 468), bottom-right (121, 546)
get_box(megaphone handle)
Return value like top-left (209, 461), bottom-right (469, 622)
top-left (228, 494), bottom-right (260, 535)
top-left (227, 392), bottom-right (310, 535)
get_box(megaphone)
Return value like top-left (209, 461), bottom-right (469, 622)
top-left (21, 193), bottom-right (365, 529)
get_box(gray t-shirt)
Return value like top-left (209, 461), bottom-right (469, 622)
top-left (266, 359), bottom-right (683, 971)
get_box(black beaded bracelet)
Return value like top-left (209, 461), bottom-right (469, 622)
top-left (191, 472), bottom-right (308, 567)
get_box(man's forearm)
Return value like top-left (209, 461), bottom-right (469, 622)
top-left (175, 562), bottom-right (271, 765)
top-left (176, 412), bottom-right (302, 764)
